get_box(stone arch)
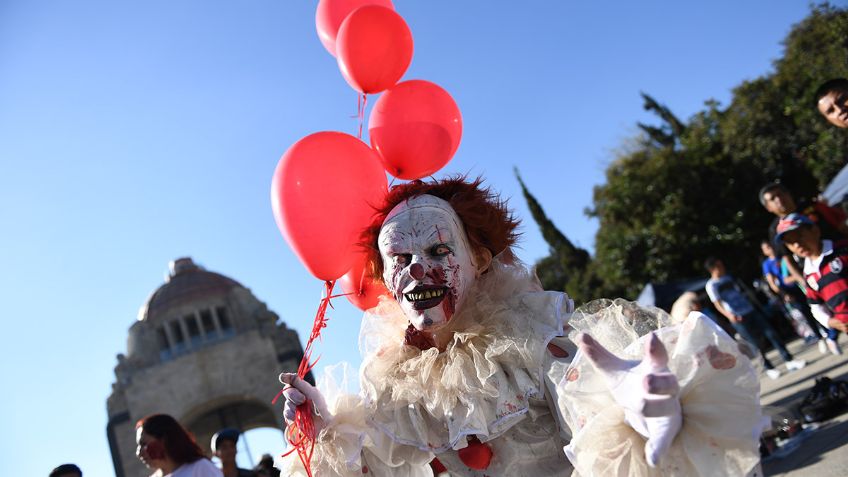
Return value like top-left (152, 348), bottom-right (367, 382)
top-left (183, 395), bottom-right (282, 454)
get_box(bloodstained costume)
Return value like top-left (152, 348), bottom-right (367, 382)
top-left (279, 178), bottom-right (763, 476)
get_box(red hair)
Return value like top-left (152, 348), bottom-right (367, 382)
top-left (136, 414), bottom-right (206, 465)
top-left (362, 176), bottom-right (520, 280)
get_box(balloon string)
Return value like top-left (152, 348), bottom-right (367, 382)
top-left (357, 93), bottom-right (368, 140)
top-left (274, 279), bottom-right (336, 477)
top-left (351, 94), bottom-right (361, 120)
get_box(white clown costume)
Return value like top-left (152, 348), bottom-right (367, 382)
top-left (279, 191), bottom-right (765, 477)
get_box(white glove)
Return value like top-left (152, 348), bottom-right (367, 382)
top-left (575, 332), bottom-right (682, 467)
top-left (279, 373), bottom-right (332, 434)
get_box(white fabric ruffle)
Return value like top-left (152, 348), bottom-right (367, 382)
top-left (559, 300), bottom-right (763, 477)
top-left (359, 258), bottom-right (573, 453)
top-left (277, 276), bottom-right (763, 477)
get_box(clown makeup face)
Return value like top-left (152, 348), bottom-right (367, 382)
top-left (378, 195), bottom-right (481, 332)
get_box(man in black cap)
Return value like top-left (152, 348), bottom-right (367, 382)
top-left (211, 428), bottom-right (256, 477)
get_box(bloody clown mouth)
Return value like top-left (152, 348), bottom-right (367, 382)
top-left (403, 285), bottom-right (448, 310)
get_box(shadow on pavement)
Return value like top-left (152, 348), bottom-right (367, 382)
top-left (763, 370), bottom-right (848, 411)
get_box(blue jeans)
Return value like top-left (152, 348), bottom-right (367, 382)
top-left (732, 310), bottom-right (793, 370)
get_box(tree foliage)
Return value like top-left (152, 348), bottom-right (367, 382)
top-left (521, 3), bottom-right (848, 304)
top-left (515, 168), bottom-right (599, 304)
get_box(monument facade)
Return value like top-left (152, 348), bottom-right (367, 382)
top-left (107, 258), bottom-right (306, 477)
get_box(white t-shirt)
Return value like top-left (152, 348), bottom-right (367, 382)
top-left (157, 459), bottom-right (223, 477)
top-left (705, 275), bottom-right (754, 316)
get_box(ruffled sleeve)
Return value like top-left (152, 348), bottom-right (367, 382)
top-left (556, 300), bottom-right (764, 477)
top-left (276, 364), bottom-right (434, 477)
top-left (359, 286), bottom-right (573, 454)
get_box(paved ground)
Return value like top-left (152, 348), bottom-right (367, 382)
top-left (759, 333), bottom-right (848, 476)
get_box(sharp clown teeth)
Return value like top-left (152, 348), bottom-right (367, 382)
top-left (404, 289), bottom-right (445, 302)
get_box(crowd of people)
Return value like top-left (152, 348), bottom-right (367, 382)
top-left (670, 78), bottom-right (848, 382)
top-left (697, 178), bottom-right (848, 381)
top-left (670, 180), bottom-right (848, 382)
top-left (51, 415), bottom-right (281, 477)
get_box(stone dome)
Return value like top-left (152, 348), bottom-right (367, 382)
top-left (137, 257), bottom-right (242, 322)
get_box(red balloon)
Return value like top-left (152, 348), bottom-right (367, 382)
top-left (339, 250), bottom-right (391, 311)
top-left (271, 132), bottom-right (387, 281)
top-left (369, 80), bottom-right (462, 180)
top-left (315, 0), bottom-right (394, 57)
top-left (336, 6), bottom-right (413, 94)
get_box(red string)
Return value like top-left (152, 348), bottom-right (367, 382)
top-left (353, 93), bottom-right (361, 119)
top-left (357, 92), bottom-right (367, 139)
top-left (273, 279), bottom-right (336, 477)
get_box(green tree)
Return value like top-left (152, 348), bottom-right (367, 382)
top-left (514, 168), bottom-right (599, 303)
top-left (522, 3), bottom-right (848, 302)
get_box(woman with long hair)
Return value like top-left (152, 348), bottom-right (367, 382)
top-left (136, 414), bottom-right (222, 477)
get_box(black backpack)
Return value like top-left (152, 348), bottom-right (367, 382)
top-left (796, 376), bottom-right (848, 423)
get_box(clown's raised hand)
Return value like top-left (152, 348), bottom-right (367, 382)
top-left (279, 373), bottom-right (331, 433)
top-left (575, 332), bottom-right (682, 467)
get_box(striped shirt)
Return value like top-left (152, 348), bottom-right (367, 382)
top-left (803, 239), bottom-right (848, 324)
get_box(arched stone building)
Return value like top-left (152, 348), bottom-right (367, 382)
top-left (106, 258), bottom-right (307, 477)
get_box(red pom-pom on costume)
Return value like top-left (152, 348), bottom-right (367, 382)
top-left (457, 436), bottom-right (493, 470)
top-left (429, 457), bottom-right (447, 474)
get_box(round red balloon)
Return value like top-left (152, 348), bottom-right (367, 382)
top-left (369, 80), bottom-right (462, 180)
top-left (336, 6), bottom-right (413, 94)
top-left (339, 250), bottom-right (391, 311)
top-left (315, 0), bottom-right (394, 57)
top-left (271, 132), bottom-right (387, 281)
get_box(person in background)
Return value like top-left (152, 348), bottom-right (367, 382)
top-left (252, 454), bottom-right (280, 477)
top-left (49, 464), bottom-right (82, 477)
top-left (704, 257), bottom-right (806, 380)
top-left (815, 78), bottom-right (848, 128)
top-left (759, 182), bottom-right (848, 287)
top-left (670, 291), bottom-right (701, 324)
top-left (136, 413), bottom-right (223, 477)
top-left (760, 239), bottom-right (822, 345)
top-left (776, 213), bottom-right (847, 355)
top-left (211, 428), bottom-right (255, 477)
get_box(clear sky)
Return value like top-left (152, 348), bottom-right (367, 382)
top-left (0, 1), bottom-right (825, 475)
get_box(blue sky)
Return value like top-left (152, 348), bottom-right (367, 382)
top-left (0, 1), bottom-right (825, 475)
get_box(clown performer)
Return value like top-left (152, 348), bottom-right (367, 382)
top-left (279, 177), bottom-right (765, 476)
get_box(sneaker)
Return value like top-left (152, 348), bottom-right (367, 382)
top-left (819, 340), bottom-right (829, 354)
top-left (827, 338), bottom-right (843, 355)
top-left (766, 369), bottom-right (782, 380)
top-left (786, 359), bottom-right (807, 371)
